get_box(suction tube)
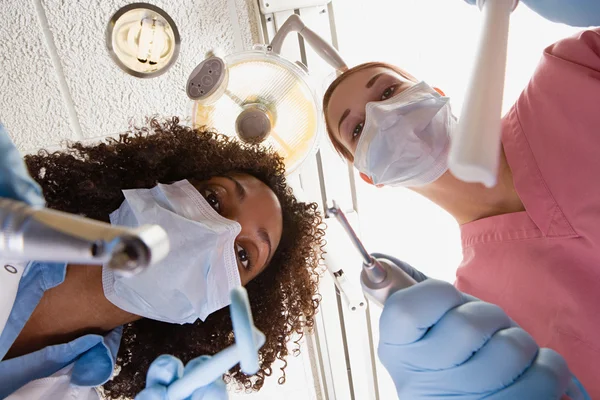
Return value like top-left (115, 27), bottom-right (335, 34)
top-left (448, 0), bottom-right (518, 188)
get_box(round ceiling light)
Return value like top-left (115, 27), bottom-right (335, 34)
top-left (106, 3), bottom-right (180, 78)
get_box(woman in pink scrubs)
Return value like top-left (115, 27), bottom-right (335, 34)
top-left (322, 28), bottom-right (600, 396)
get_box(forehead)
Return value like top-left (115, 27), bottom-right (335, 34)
top-left (213, 171), bottom-right (283, 241)
top-left (228, 173), bottom-right (282, 220)
top-left (328, 66), bottom-right (403, 116)
top-left (236, 174), bottom-right (283, 251)
top-left (228, 172), bottom-right (275, 196)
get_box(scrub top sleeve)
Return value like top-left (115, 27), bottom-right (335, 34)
top-left (513, 28), bottom-right (600, 228)
top-left (548, 28), bottom-right (600, 72)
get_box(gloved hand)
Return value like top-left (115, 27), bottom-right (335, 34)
top-left (464, 0), bottom-right (600, 27)
top-left (371, 252), bottom-right (428, 283)
top-left (136, 355), bottom-right (228, 400)
top-left (378, 279), bottom-right (577, 399)
top-left (0, 123), bottom-right (44, 206)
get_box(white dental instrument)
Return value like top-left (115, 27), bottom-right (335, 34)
top-left (326, 201), bottom-right (416, 307)
top-left (448, 0), bottom-right (519, 188)
top-left (165, 286), bottom-right (265, 399)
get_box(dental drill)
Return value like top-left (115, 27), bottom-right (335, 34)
top-left (326, 201), bottom-right (416, 307)
top-left (0, 198), bottom-right (169, 275)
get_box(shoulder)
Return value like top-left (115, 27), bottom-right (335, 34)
top-left (499, 29), bottom-right (600, 232)
top-left (514, 28), bottom-right (600, 139)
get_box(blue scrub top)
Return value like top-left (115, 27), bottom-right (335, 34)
top-left (0, 261), bottom-right (122, 398)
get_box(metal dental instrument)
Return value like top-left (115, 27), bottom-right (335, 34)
top-left (0, 198), bottom-right (169, 276)
top-left (326, 201), bottom-right (416, 307)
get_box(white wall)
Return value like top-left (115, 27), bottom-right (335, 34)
top-left (0, 0), bottom-right (262, 153)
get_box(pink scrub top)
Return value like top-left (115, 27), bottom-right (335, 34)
top-left (456, 28), bottom-right (600, 397)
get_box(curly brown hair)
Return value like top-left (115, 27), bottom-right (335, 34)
top-left (24, 117), bottom-right (324, 398)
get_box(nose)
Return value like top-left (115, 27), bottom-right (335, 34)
top-left (223, 203), bottom-right (248, 237)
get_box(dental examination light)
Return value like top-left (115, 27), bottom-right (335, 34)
top-left (448, 0), bottom-right (519, 188)
top-left (186, 14), bottom-right (346, 176)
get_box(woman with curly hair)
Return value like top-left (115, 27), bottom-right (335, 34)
top-left (0, 117), bottom-right (324, 399)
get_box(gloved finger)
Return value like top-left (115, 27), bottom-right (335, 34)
top-left (414, 327), bottom-right (538, 394)
top-left (521, 0), bottom-right (600, 27)
top-left (382, 301), bottom-right (514, 370)
top-left (566, 375), bottom-right (591, 400)
top-left (183, 355), bottom-right (212, 375)
top-left (184, 355), bottom-right (227, 400)
top-left (145, 354), bottom-right (184, 388)
top-left (190, 379), bottom-right (227, 400)
top-left (379, 279), bottom-right (465, 346)
top-left (484, 348), bottom-right (571, 400)
top-left (135, 384), bottom-right (168, 400)
top-left (371, 253), bottom-right (428, 283)
top-left (0, 125), bottom-right (44, 206)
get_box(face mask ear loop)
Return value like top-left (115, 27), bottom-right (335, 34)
top-left (359, 172), bottom-right (375, 185)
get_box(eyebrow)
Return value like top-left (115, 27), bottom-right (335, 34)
top-left (221, 175), bottom-right (246, 202)
top-left (338, 108), bottom-right (351, 134)
top-left (258, 228), bottom-right (273, 266)
top-left (366, 73), bottom-right (385, 88)
top-left (336, 73), bottom-right (386, 134)
top-left (220, 174), bottom-right (273, 268)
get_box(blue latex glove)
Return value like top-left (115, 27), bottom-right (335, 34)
top-left (136, 355), bottom-right (228, 400)
top-left (371, 252), bottom-right (428, 283)
top-left (378, 279), bottom-right (582, 399)
top-left (0, 123), bottom-right (44, 206)
top-left (464, 0), bottom-right (600, 27)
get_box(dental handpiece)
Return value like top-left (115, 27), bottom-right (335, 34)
top-left (326, 201), bottom-right (416, 307)
top-left (0, 197), bottom-right (169, 276)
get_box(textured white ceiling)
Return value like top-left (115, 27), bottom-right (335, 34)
top-left (0, 0), bottom-right (76, 151)
top-left (0, 0), bottom-right (261, 153)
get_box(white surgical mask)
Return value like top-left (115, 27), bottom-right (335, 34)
top-left (102, 179), bottom-right (242, 324)
top-left (354, 81), bottom-right (455, 187)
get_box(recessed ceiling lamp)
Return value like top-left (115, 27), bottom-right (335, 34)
top-left (106, 3), bottom-right (180, 78)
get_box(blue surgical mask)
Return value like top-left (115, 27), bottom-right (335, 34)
top-left (354, 81), bottom-right (455, 187)
top-left (102, 180), bottom-right (242, 324)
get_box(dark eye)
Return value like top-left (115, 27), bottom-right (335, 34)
top-left (200, 189), bottom-right (220, 213)
top-left (235, 243), bottom-right (250, 269)
top-left (381, 85), bottom-right (396, 100)
top-left (352, 122), bottom-right (364, 140)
